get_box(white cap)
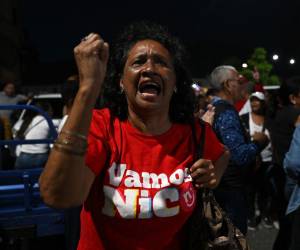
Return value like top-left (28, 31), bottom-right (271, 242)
top-left (250, 91), bottom-right (265, 101)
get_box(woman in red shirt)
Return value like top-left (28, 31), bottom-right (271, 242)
top-left (39, 21), bottom-right (229, 250)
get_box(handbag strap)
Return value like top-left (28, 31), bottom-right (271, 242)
top-left (191, 119), bottom-right (206, 160)
top-left (190, 120), bottom-right (248, 250)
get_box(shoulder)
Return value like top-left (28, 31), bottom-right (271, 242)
top-left (33, 115), bottom-right (46, 122)
top-left (295, 114), bottom-right (300, 126)
top-left (91, 108), bottom-right (115, 125)
top-left (33, 115), bottom-right (48, 126)
top-left (214, 107), bottom-right (239, 126)
top-left (213, 100), bottom-right (237, 117)
top-left (213, 99), bottom-right (234, 111)
top-left (16, 94), bottom-right (27, 100)
top-left (294, 125), bottom-right (300, 138)
top-left (90, 108), bottom-right (118, 138)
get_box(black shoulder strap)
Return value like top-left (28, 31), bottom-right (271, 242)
top-left (240, 113), bottom-right (249, 130)
top-left (191, 119), bottom-right (206, 159)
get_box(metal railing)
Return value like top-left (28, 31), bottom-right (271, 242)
top-left (0, 104), bottom-right (58, 146)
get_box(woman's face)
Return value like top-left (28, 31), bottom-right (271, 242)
top-left (250, 97), bottom-right (263, 113)
top-left (120, 39), bottom-right (176, 115)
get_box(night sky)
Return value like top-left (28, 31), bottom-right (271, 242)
top-left (22, 0), bottom-right (300, 82)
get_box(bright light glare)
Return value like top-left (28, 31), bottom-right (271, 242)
top-left (272, 54), bottom-right (279, 61)
top-left (242, 63), bottom-right (248, 68)
top-left (192, 83), bottom-right (201, 91)
top-left (290, 58), bottom-right (296, 65)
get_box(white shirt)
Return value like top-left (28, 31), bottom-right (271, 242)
top-left (19, 115), bottom-right (50, 154)
top-left (249, 113), bottom-right (272, 162)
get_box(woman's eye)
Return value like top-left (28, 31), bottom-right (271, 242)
top-left (132, 59), bottom-right (144, 65)
top-left (158, 60), bottom-right (167, 66)
top-left (155, 58), bottom-right (168, 66)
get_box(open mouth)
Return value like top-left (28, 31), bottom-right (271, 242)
top-left (138, 82), bottom-right (161, 96)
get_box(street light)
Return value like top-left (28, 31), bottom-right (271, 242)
top-left (242, 63), bottom-right (248, 68)
top-left (272, 54), bottom-right (279, 61)
top-left (289, 58), bottom-right (296, 65)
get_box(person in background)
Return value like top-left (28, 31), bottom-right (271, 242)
top-left (0, 118), bottom-right (4, 169)
top-left (209, 65), bottom-right (269, 235)
top-left (0, 81), bottom-right (28, 120)
top-left (58, 75), bottom-right (79, 131)
top-left (58, 76), bottom-right (81, 250)
top-left (39, 21), bottom-right (230, 250)
top-left (193, 93), bottom-right (215, 126)
top-left (14, 101), bottom-right (53, 169)
top-left (237, 81), bottom-right (256, 116)
top-left (252, 67), bottom-right (265, 93)
top-left (205, 88), bottom-right (218, 103)
top-left (284, 124), bottom-right (300, 250)
top-left (271, 76), bottom-right (300, 250)
top-left (240, 92), bottom-right (274, 230)
top-left (0, 81), bottom-right (29, 168)
top-left (233, 75), bottom-right (252, 114)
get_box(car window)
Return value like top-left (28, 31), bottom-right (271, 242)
top-left (33, 97), bottom-right (63, 119)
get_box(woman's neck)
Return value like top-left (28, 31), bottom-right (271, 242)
top-left (251, 112), bottom-right (264, 125)
top-left (127, 109), bottom-right (172, 135)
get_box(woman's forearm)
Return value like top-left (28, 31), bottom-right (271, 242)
top-left (39, 34), bottom-right (109, 209)
top-left (39, 87), bottom-right (98, 209)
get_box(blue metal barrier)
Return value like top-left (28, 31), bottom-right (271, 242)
top-left (0, 104), bottom-right (58, 146)
top-left (0, 104), bottom-right (64, 239)
top-left (0, 169), bottom-right (65, 237)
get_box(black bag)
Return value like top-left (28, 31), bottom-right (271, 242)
top-left (187, 121), bottom-right (250, 250)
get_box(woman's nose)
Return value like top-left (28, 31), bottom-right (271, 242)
top-left (142, 59), bottom-right (155, 74)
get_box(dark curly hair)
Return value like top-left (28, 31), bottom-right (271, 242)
top-left (100, 21), bottom-right (195, 124)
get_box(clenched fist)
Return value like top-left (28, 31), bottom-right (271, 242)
top-left (74, 33), bottom-right (109, 95)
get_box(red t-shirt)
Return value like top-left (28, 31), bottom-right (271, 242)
top-left (78, 109), bottom-right (225, 250)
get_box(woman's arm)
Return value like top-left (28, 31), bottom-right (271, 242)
top-left (39, 33), bottom-right (109, 209)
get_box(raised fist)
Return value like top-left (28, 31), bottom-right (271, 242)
top-left (74, 33), bottom-right (109, 93)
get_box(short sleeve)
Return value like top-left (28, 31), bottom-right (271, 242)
top-left (85, 109), bottom-right (110, 176)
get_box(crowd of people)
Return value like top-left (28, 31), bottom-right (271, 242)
top-left (1, 21), bottom-right (300, 250)
top-left (193, 68), bottom-right (300, 250)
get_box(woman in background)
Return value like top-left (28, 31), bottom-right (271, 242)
top-left (15, 101), bottom-right (52, 169)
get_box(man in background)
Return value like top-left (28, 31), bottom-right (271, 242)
top-left (208, 65), bottom-right (269, 234)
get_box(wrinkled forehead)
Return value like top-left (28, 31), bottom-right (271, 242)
top-left (127, 39), bottom-right (172, 59)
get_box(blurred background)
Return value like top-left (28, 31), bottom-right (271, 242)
top-left (1, 0), bottom-right (300, 91)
